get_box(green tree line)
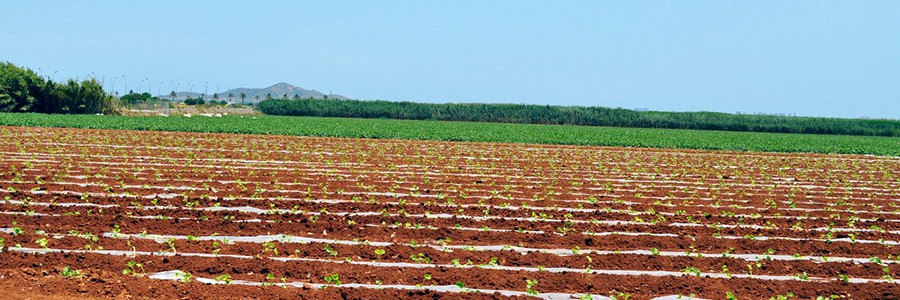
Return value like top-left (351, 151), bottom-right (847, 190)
top-left (258, 98), bottom-right (899, 137)
top-left (0, 62), bottom-right (118, 115)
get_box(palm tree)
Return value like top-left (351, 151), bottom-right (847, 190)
top-left (228, 93), bottom-right (234, 102)
top-left (240, 92), bottom-right (246, 105)
top-left (169, 91), bottom-right (176, 101)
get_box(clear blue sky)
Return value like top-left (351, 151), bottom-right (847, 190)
top-left (3, 1), bottom-right (899, 119)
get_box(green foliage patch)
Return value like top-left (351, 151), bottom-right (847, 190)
top-left (0, 62), bottom-right (118, 115)
top-left (0, 113), bottom-right (896, 156)
top-left (259, 98), bottom-right (900, 137)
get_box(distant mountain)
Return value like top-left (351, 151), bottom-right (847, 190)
top-left (169, 82), bottom-right (349, 103)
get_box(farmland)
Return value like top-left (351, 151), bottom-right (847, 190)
top-left (257, 98), bottom-right (900, 137)
top-left (1, 113), bottom-right (899, 156)
top-left (0, 126), bottom-right (898, 299)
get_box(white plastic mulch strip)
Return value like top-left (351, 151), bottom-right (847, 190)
top-left (146, 270), bottom-right (615, 300)
top-left (1, 227), bottom-right (895, 266)
top-left (100, 231), bottom-right (900, 265)
top-left (6, 245), bottom-right (898, 285)
top-left (12, 197), bottom-right (893, 240)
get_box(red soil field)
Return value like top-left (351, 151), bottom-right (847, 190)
top-left (0, 126), bottom-right (898, 299)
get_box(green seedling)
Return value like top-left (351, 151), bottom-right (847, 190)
top-left (324, 273), bottom-right (341, 286)
top-left (263, 241), bottom-right (279, 256)
top-left (215, 274), bottom-right (232, 284)
top-left (769, 292), bottom-right (794, 300)
top-left (178, 271), bottom-right (192, 282)
top-left (166, 238), bottom-right (177, 254)
top-left (410, 253), bottom-right (431, 264)
top-left (35, 238), bottom-right (49, 249)
top-left (525, 279), bottom-right (539, 295)
top-left (60, 266), bottom-right (85, 279)
top-left (323, 244), bottom-right (337, 257)
top-left (122, 261), bottom-right (145, 277)
top-left (683, 267), bottom-right (701, 276)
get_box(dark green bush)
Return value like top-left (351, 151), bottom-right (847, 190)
top-left (258, 98), bottom-right (898, 137)
top-left (0, 62), bottom-right (118, 115)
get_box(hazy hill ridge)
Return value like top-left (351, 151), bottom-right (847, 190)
top-left (173, 82), bottom-right (348, 102)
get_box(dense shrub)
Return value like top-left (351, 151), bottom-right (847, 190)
top-left (0, 62), bottom-right (118, 115)
top-left (184, 98), bottom-right (206, 105)
top-left (258, 98), bottom-right (899, 137)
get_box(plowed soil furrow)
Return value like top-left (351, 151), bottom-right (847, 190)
top-left (0, 126), bottom-right (898, 299)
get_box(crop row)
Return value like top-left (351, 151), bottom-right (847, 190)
top-left (0, 126), bottom-right (898, 299)
top-left (1, 113), bottom-right (899, 155)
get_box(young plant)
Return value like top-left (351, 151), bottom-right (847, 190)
top-left (410, 253), bottom-right (431, 264)
top-left (870, 256), bottom-right (884, 265)
top-left (418, 273), bottom-right (433, 287)
top-left (683, 267), bottom-right (702, 277)
top-left (215, 274), bottom-right (232, 284)
top-left (82, 232), bottom-right (100, 251)
top-left (722, 264), bottom-right (732, 279)
top-left (323, 244), bottom-right (338, 257)
top-left (838, 274), bottom-right (850, 283)
top-left (525, 279), bottom-right (539, 295)
top-left (374, 248), bottom-right (386, 260)
top-left (212, 241), bottom-right (221, 256)
top-left (60, 266), bottom-right (85, 279)
top-left (11, 222), bottom-right (23, 236)
top-left (609, 291), bottom-right (632, 300)
top-left (262, 241), bottom-right (280, 256)
top-left (111, 224), bottom-right (122, 238)
top-left (769, 292), bottom-right (794, 300)
top-left (35, 238), bottom-right (49, 249)
top-left (324, 273), bottom-right (341, 286)
top-left (262, 273), bottom-right (276, 287)
top-left (488, 256), bottom-right (499, 267)
top-left (122, 261), bottom-right (145, 277)
top-left (178, 271), bottom-right (192, 283)
top-left (450, 258), bottom-right (463, 267)
top-left (166, 238), bottom-right (177, 254)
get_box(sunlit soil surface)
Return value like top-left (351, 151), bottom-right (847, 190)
top-left (0, 126), bottom-right (898, 299)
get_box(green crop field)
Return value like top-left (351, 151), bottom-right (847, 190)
top-left (0, 113), bottom-right (897, 156)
